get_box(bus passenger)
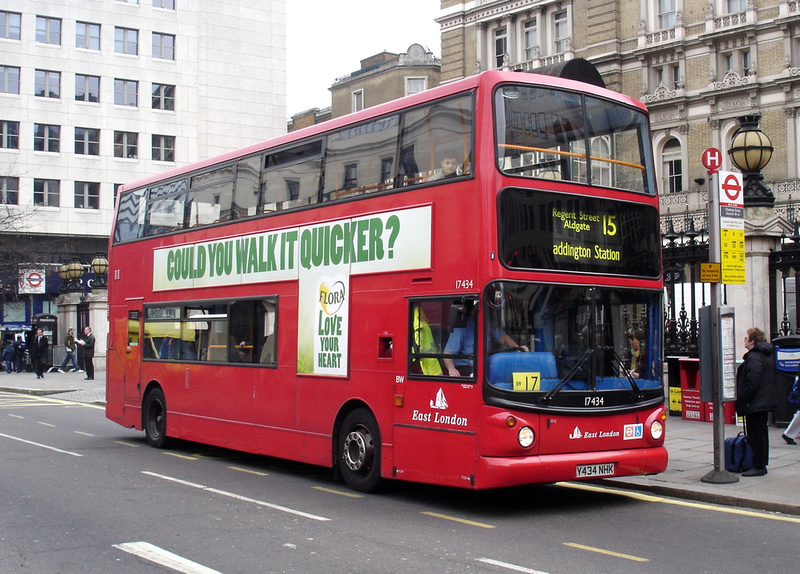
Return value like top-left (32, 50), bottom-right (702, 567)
top-left (427, 153), bottom-right (461, 181)
top-left (627, 329), bottom-right (646, 379)
top-left (443, 301), bottom-right (527, 377)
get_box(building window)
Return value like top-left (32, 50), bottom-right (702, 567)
top-left (658, 0), bottom-right (677, 29)
top-left (114, 79), bottom-right (138, 106)
top-left (115, 27), bottom-right (139, 55)
top-left (727, 0), bottom-right (746, 12)
top-left (34, 124), bottom-right (60, 152)
top-left (1, 120), bottom-right (19, 149)
top-left (75, 181), bottom-right (100, 209)
top-left (494, 27), bottom-right (507, 68)
top-left (76, 21), bottom-right (101, 50)
top-left (114, 131), bottom-right (138, 158)
top-left (352, 89), bottom-right (364, 113)
top-left (75, 74), bottom-right (100, 102)
top-left (524, 18), bottom-right (538, 60)
top-left (662, 138), bottom-right (683, 193)
top-left (743, 50), bottom-right (752, 75)
top-left (1, 177), bottom-right (19, 204)
top-left (152, 134), bottom-right (175, 162)
top-left (35, 70), bottom-right (61, 98)
top-left (152, 32), bottom-right (175, 60)
top-left (721, 49), bottom-right (752, 76)
top-left (33, 179), bottom-right (60, 207)
top-left (1, 65), bottom-right (21, 94)
top-left (554, 11), bottom-right (569, 54)
top-left (1, 11), bottom-right (21, 40)
top-left (152, 83), bottom-right (175, 110)
top-left (656, 64), bottom-right (681, 89)
top-left (75, 127), bottom-right (100, 156)
top-left (36, 16), bottom-right (62, 45)
top-left (153, 0), bottom-right (176, 9)
top-left (117, 0), bottom-right (140, 4)
top-left (406, 77), bottom-right (426, 96)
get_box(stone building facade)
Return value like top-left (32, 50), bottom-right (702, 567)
top-left (436, 0), bottom-right (800, 353)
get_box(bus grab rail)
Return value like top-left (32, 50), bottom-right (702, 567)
top-left (497, 143), bottom-right (645, 172)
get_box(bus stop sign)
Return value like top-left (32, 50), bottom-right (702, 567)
top-left (702, 147), bottom-right (722, 174)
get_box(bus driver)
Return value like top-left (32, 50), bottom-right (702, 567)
top-left (443, 300), bottom-right (528, 377)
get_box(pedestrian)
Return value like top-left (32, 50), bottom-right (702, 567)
top-left (2, 339), bottom-right (15, 373)
top-left (58, 327), bottom-right (80, 373)
top-left (781, 365), bottom-right (800, 445)
top-left (76, 326), bottom-right (96, 380)
top-left (13, 335), bottom-right (27, 373)
top-left (735, 327), bottom-right (779, 476)
top-left (31, 328), bottom-right (49, 379)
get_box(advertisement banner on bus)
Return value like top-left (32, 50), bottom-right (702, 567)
top-left (152, 205), bottom-right (433, 376)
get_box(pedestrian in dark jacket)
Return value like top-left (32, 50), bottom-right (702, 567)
top-left (31, 328), bottom-right (49, 379)
top-left (76, 326), bottom-right (96, 380)
top-left (735, 327), bottom-right (778, 476)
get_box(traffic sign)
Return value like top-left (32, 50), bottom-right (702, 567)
top-left (702, 147), bottom-right (722, 174)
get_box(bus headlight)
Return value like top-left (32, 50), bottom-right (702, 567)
top-left (650, 420), bottom-right (664, 441)
top-left (518, 426), bottom-right (534, 448)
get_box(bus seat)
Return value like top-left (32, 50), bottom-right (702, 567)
top-left (488, 351), bottom-right (558, 389)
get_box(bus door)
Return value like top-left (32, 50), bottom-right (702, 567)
top-left (393, 298), bottom-right (480, 488)
top-left (105, 302), bottom-right (143, 424)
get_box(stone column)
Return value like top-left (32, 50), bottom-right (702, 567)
top-left (85, 289), bottom-right (108, 372)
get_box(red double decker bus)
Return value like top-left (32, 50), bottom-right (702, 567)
top-left (106, 70), bottom-right (667, 492)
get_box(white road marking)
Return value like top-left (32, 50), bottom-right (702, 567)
top-left (141, 471), bottom-right (331, 521)
top-left (114, 541), bottom-right (222, 574)
top-left (0, 432), bottom-right (83, 457)
top-left (477, 557), bottom-right (551, 574)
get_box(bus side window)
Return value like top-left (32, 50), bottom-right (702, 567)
top-left (409, 300), bottom-right (449, 377)
top-left (144, 179), bottom-right (188, 236)
top-left (232, 155), bottom-right (263, 219)
top-left (322, 115), bottom-right (400, 201)
top-left (114, 187), bottom-right (147, 242)
top-left (189, 165), bottom-right (235, 226)
top-left (399, 94), bottom-right (473, 186)
top-left (265, 141), bottom-right (322, 211)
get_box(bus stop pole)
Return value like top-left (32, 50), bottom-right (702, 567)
top-left (701, 171), bottom-right (739, 484)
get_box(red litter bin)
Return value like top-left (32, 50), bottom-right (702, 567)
top-left (679, 358), bottom-right (702, 421)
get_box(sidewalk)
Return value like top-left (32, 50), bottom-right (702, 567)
top-left (2, 369), bottom-right (799, 514)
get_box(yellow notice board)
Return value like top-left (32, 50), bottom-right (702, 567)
top-left (513, 372), bottom-right (541, 391)
top-left (721, 228), bottom-right (746, 284)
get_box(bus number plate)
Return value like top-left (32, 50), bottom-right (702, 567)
top-left (575, 463), bottom-right (615, 478)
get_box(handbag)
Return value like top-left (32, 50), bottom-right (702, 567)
top-left (789, 376), bottom-right (800, 405)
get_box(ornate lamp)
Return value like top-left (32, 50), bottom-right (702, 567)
top-left (58, 262), bottom-right (71, 293)
top-left (90, 253), bottom-right (109, 289)
top-left (727, 114), bottom-right (774, 207)
top-left (65, 259), bottom-right (84, 292)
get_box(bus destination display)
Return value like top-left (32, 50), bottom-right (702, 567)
top-left (499, 188), bottom-right (661, 278)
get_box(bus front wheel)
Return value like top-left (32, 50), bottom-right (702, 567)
top-left (338, 408), bottom-right (382, 493)
top-left (143, 388), bottom-right (168, 448)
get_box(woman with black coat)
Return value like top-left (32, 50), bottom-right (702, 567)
top-left (735, 327), bottom-right (779, 476)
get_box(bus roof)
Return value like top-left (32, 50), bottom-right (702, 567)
top-left (117, 69), bottom-right (648, 195)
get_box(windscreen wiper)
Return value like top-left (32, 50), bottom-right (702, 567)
top-left (603, 345), bottom-right (642, 396)
top-left (539, 348), bottom-right (592, 404)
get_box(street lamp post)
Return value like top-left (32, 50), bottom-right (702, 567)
top-left (728, 114), bottom-right (774, 206)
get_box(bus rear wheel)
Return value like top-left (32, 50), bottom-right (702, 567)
top-left (143, 388), bottom-right (168, 448)
top-left (338, 408), bottom-right (382, 493)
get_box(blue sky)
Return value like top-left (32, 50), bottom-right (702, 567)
top-left (286, 0), bottom-right (442, 116)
